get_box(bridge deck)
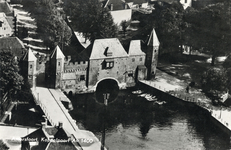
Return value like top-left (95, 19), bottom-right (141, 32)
top-left (32, 87), bottom-right (103, 150)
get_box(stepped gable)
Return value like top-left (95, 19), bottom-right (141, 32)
top-left (22, 48), bottom-right (37, 61)
top-left (0, 36), bottom-right (26, 58)
top-left (128, 40), bottom-right (145, 56)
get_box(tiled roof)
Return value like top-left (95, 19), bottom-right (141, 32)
top-left (0, 1), bottom-right (12, 14)
top-left (0, 36), bottom-right (26, 58)
top-left (128, 40), bottom-right (145, 56)
top-left (46, 142), bottom-right (77, 150)
top-left (89, 38), bottom-right (129, 60)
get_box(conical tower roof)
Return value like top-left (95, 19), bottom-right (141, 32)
top-left (22, 48), bottom-right (37, 61)
top-left (147, 28), bottom-right (159, 47)
top-left (50, 45), bottom-right (65, 59)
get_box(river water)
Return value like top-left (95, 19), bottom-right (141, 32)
top-left (69, 89), bottom-right (231, 150)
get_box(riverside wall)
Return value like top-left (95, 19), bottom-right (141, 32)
top-left (138, 80), bottom-right (231, 137)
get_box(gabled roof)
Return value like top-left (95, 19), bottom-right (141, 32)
top-left (74, 32), bottom-right (90, 49)
top-left (87, 38), bottom-right (128, 60)
top-left (125, 0), bottom-right (148, 4)
top-left (6, 16), bottom-right (14, 29)
top-left (104, 0), bottom-right (128, 10)
top-left (147, 28), bottom-right (160, 47)
top-left (50, 45), bottom-right (65, 59)
top-left (46, 142), bottom-right (77, 150)
top-left (0, 12), bottom-right (14, 29)
top-left (110, 8), bottom-right (132, 25)
top-left (128, 40), bottom-right (145, 56)
top-left (0, 1), bottom-right (12, 15)
top-left (0, 36), bottom-right (26, 58)
top-left (22, 48), bottom-right (37, 61)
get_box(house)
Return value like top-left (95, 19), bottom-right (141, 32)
top-left (0, 36), bottom-right (26, 59)
top-left (0, 12), bottom-right (14, 37)
top-left (21, 122), bottom-right (82, 150)
top-left (0, 37), bottom-right (38, 89)
top-left (0, 1), bottom-right (12, 16)
top-left (180, 0), bottom-right (192, 9)
top-left (45, 28), bottom-right (159, 94)
top-left (103, 0), bottom-right (132, 27)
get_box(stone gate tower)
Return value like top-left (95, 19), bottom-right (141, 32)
top-left (46, 46), bottom-right (65, 88)
top-left (21, 48), bottom-right (37, 90)
top-left (145, 28), bottom-right (160, 80)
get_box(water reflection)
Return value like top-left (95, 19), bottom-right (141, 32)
top-left (69, 89), bottom-right (231, 150)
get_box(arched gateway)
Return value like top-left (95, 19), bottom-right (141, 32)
top-left (95, 78), bottom-right (119, 104)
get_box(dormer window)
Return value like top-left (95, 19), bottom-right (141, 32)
top-left (104, 47), bottom-right (113, 57)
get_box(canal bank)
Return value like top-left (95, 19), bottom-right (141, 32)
top-left (138, 69), bottom-right (231, 137)
top-left (69, 87), bottom-right (231, 150)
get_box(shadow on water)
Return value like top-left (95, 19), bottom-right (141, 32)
top-left (69, 85), bottom-right (231, 149)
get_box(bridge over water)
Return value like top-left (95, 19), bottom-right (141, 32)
top-left (32, 87), bottom-right (104, 150)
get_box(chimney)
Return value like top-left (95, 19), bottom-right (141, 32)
top-left (111, 4), bottom-right (113, 11)
top-left (67, 55), bottom-right (71, 61)
top-left (58, 122), bottom-right (63, 128)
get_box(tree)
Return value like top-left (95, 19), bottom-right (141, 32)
top-left (0, 51), bottom-right (24, 100)
top-left (66, 0), bottom-right (118, 42)
top-left (201, 67), bottom-right (228, 98)
top-left (185, 3), bottom-right (231, 65)
top-left (120, 20), bottom-right (131, 37)
top-left (153, 1), bottom-right (185, 54)
top-left (0, 140), bottom-right (9, 150)
top-left (22, 0), bottom-right (72, 49)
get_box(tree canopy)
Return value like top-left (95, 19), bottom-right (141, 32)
top-left (22, 0), bottom-right (72, 49)
top-left (64, 0), bottom-right (118, 42)
top-left (184, 3), bottom-right (231, 65)
top-left (153, 1), bottom-right (185, 54)
top-left (0, 51), bottom-right (24, 99)
top-left (201, 67), bottom-right (228, 97)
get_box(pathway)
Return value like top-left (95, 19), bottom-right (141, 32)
top-left (140, 69), bottom-right (231, 135)
top-left (32, 87), bottom-right (104, 150)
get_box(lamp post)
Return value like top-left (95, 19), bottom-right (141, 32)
top-left (101, 93), bottom-right (109, 150)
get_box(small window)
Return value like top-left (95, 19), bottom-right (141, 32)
top-left (104, 61), bottom-right (114, 69)
top-left (80, 75), bottom-right (85, 81)
top-left (83, 61), bottom-right (85, 64)
top-left (132, 58), bottom-right (135, 62)
top-left (185, 0), bottom-right (187, 3)
top-left (78, 61), bottom-right (80, 64)
top-left (58, 62), bottom-right (60, 66)
top-left (128, 71), bottom-right (133, 77)
top-left (30, 64), bottom-right (32, 69)
top-left (140, 57), bottom-right (142, 61)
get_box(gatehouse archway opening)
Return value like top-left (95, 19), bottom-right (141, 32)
top-left (95, 79), bottom-right (119, 104)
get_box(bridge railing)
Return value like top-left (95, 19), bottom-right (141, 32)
top-left (31, 89), bottom-right (56, 126)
